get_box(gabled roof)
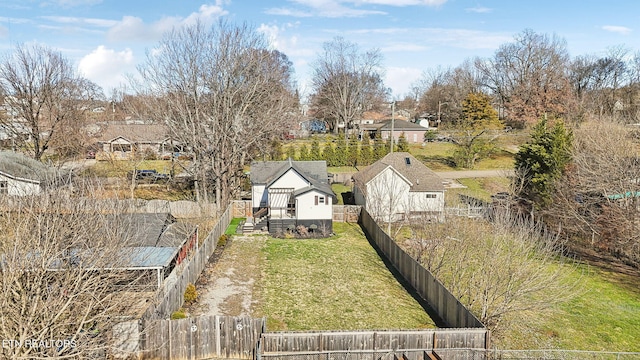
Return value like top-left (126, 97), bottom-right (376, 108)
top-left (250, 158), bottom-right (334, 197)
top-left (352, 152), bottom-right (445, 193)
top-left (378, 119), bottom-right (428, 131)
top-left (0, 151), bottom-right (63, 183)
top-left (97, 123), bottom-right (169, 143)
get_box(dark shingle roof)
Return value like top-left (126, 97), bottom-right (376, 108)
top-left (378, 119), bottom-right (428, 131)
top-left (97, 123), bottom-right (169, 143)
top-left (0, 151), bottom-right (62, 183)
top-left (352, 152), bottom-right (444, 193)
top-left (250, 159), bottom-right (334, 197)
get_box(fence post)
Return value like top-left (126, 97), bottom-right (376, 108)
top-left (216, 315), bottom-right (221, 357)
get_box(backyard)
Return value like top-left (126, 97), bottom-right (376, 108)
top-left (190, 222), bottom-right (436, 331)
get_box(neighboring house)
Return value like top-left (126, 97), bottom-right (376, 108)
top-left (250, 158), bottom-right (336, 236)
top-left (352, 152), bottom-right (445, 222)
top-left (96, 123), bottom-right (181, 160)
top-left (379, 119), bottom-right (429, 144)
top-left (0, 151), bottom-right (65, 196)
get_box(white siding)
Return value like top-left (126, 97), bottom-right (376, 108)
top-left (361, 167), bottom-right (444, 221)
top-left (0, 173), bottom-right (41, 196)
top-left (295, 190), bottom-right (332, 220)
top-left (270, 169), bottom-right (310, 190)
top-left (408, 191), bottom-right (445, 213)
top-left (252, 184), bottom-right (266, 208)
top-left (365, 167), bottom-right (411, 221)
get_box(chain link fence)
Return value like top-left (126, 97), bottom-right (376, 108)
top-left (260, 349), bottom-right (640, 360)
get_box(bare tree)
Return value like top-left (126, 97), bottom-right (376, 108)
top-left (0, 180), bottom-right (151, 358)
top-left (0, 44), bottom-right (102, 160)
top-left (414, 60), bottom-right (482, 125)
top-left (547, 119), bottom-right (640, 266)
top-left (309, 37), bottom-right (388, 134)
top-left (133, 20), bottom-right (297, 208)
top-left (402, 208), bottom-right (579, 335)
top-left (476, 29), bottom-right (572, 127)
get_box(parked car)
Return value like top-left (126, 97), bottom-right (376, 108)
top-left (127, 169), bottom-right (170, 183)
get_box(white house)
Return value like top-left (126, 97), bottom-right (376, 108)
top-left (352, 152), bottom-right (445, 222)
top-left (250, 158), bottom-right (335, 236)
top-left (0, 151), bottom-right (64, 196)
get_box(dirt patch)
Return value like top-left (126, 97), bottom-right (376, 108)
top-left (188, 234), bottom-right (267, 317)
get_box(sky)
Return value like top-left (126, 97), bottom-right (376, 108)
top-left (1, 0), bottom-right (640, 99)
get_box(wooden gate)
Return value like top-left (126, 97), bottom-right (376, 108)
top-left (140, 315), bottom-right (266, 360)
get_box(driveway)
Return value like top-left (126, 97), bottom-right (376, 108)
top-left (190, 234), bottom-right (266, 317)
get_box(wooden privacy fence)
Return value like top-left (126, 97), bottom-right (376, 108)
top-left (359, 209), bottom-right (485, 330)
top-left (140, 315), bottom-right (266, 360)
top-left (259, 329), bottom-right (489, 360)
top-left (141, 205), bottom-right (232, 320)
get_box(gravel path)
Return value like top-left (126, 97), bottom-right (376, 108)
top-left (190, 234), bottom-right (267, 317)
top-left (435, 169), bottom-right (514, 179)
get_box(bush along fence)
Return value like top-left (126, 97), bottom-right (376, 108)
top-left (359, 208), bottom-right (486, 330)
top-left (140, 205), bottom-right (232, 321)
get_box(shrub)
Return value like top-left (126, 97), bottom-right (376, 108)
top-left (171, 308), bottom-right (187, 320)
top-left (217, 234), bottom-right (229, 247)
top-left (184, 283), bottom-right (198, 304)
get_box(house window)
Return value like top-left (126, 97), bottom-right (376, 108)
top-left (319, 196), bottom-right (325, 204)
top-left (426, 194), bottom-right (436, 199)
top-left (413, 133), bottom-right (418, 142)
top-left (315, 195), bottom-right (325, 205)
top-left (0, 181), bottom-right (7, 194)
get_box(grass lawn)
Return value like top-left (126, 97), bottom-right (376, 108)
top-left (84, 159), bottom-right (176, 178)
top-left (499, 264), bottom-right (640, 351)
top-left (331, 183), bottom-right (351, 205)
top-left (409, 143), bottom-right (515, 171)
top-left (259, 222), bottom-right (435, 331)
top-left (225, 218), bottom-right (245, 235)
top-left (450, 177), bottom-right (511, 202)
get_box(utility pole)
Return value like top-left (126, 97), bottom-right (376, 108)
top-left (389, 101), bottom-right (395, 153)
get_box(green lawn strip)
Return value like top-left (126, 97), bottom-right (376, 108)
top-left (225, 218), bottom-right (246, 235)
top-left (331, 183), bottom-right (351, 205)
top-left (453, 177), bottom-right (511, 202)
top-left (499, 264), bottom-right (640, 351)
top-left (260, 222), bottom-right (435, 331)
top-left (85, 160), bottom-right (174, 177)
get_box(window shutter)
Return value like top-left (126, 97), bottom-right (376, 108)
top-left (315, 195), bottom-right (318, 205)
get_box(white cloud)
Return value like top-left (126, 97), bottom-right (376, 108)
top-left (107, 1), bottom-right (228, 42)
top-left (40, 16), bottom-right (118, 28)
top-left (356, 0), bottom-right (447, 5)
top-left (78, 46), bottom-right (135, 90)
top-left (266, 0), bottom-right (386, 18)
top-left (257, 22), bottom-right (314, 57)
top-left (43, 0), bottom-right (103, 7)
top-left (465, 6), bottom-right (492, 13)
top-left (385, 67), bottom-right (422, 97)
top-left (602, 25), bottom-right (632, 35)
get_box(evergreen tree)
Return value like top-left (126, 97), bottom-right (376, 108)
top-left (396, 132), bottom-right (410, 152)
top-left (359, 135), bottom-right (374, 165)
top-left (346, 135), bottom-right (359, 167)
top-left (268, 139), bottom-right (283, 160)
top-left (298, 144), bottom-right (310, 161)
top-left (322, 139), bottom-right (336, 166)
top-left (309, 137), bottom-right (321, 160)
top-left (285, 145), bottom-right (296, 160)
top-left (334, 135), bottom-right (347, 166)
top-left (514, 117), bottom-right (573, 208)
top-left (373, 131), bottom-right (387, 160)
